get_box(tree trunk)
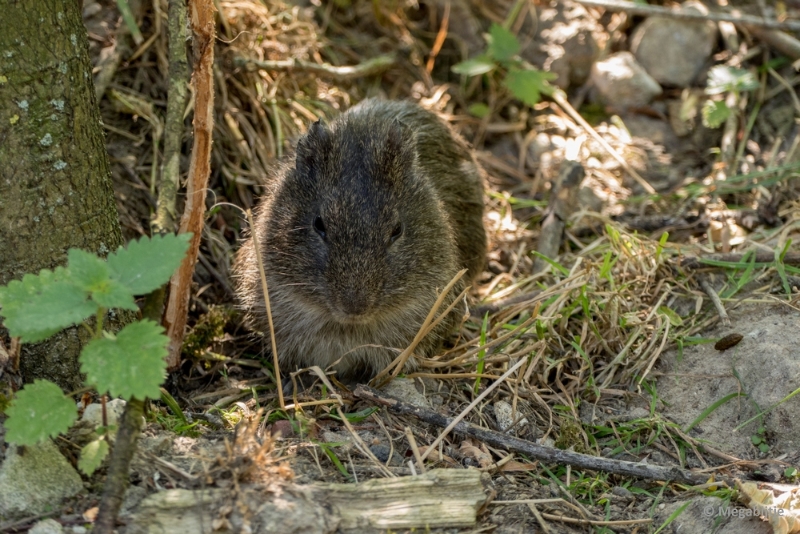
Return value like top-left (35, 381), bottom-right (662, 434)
top-left (0, 0), bottom-right (124, 390)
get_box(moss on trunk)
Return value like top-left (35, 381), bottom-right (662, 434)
top-left (0, 0), bottom-right (124, 389)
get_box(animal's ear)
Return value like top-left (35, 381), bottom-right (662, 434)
top-left (385, 118), bottom-right (416, 169)
top-left (296, 119), bottom-right (330, 178)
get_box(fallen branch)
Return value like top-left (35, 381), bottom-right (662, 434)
top-left (355, 385), bottom-right (716, 486)
top-left (575, 0), bottom-right (800, 32)
top-left (233, 53), bottom-right (397, 81)
top-left (680, 252), bottom-right (800, 269)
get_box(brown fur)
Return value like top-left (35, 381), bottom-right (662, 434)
top-left (233, 99), bottom-right (486, 381)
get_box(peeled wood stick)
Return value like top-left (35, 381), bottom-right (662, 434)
top-left (163, 0), bottom-right (215, 370)
top-left (355, 385), bottom-right (717, 486)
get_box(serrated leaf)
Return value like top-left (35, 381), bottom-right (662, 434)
top-left (67, 249), bottom-right (109, 290)
top-left (0, 268), bottom-right (96, 342)
top-left (79, 438), bottom-right (110, 475)
top-left (107, 233), bottom-right (191, 295)
top-left (706, 65), bottom-right (759, 95)
top-left (487, 23), bottom-right (520, 62)
top-left (80, 320), bottom-right (168, 400)
top-left (468, 103), bottom-right (490, 118)
top-left (5, 380), bottom-right (78, 445)
top-left (67, 249), bottom-right (137, 310)
top-left (452, 55), bottom-right (496, 76)
top-left (702, 99), bottom-right (730, 128)
top-left (503, 68), bottom-right (557, 107)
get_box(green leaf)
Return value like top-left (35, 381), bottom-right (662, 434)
top-left (5, 380), bottom-right (78, 445)
top-left (0, 268), bottom-right (96, 342)
top-left (68, 249), bottom-right (137, 310)
top-left (80, 320), bottom-right (169, 400)
top-left (79, 438), bottom-right (110, 476)
top-left (468, 103), bottom-right (490, 118)
top-left (503, 68), bottom-right (557, 107)
top-left (107, 233), bottom-right (191, 295)
top-left (452, 55), bottom-right (496, 76)
top-left (658, 306), bottom-right (684, 327)
top-left (706, 66), bottom-right (759, 95)
top-left (487, 23), bottom-right (520, 62)
top-left (701, 99), bottom-right (730, 128)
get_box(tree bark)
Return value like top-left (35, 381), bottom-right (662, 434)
top-left (0, 0), bottom-right (124, 390)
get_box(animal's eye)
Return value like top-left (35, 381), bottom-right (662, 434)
top-left (390, 223), bottom-right (403, 244)
top-left (313, 216), bottom-right (326, 238)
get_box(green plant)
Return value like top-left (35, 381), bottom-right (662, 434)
top-left (701, 65), bottom-right (759, 128)
top-left (0, 234), bottom-right (190, 474)
top-left (452, 17), bottom-right (556, 111)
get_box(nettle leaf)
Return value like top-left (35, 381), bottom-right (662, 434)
top-left (107, 233), bottom-right (191, 295)
top-left (702, 99), bottom-right (730, 128)
top-left (67, 249), bottom-right (137, 310)
top-left (452, 55), bottom-right (496, 76)
top-left (5, 380), bottom-right (78, 445)
top-left (706, 65), bottom-right (759, 95)
top-left (0, 267), bottom-right (96, 342)
top-left (503, 68), bottom-right (557, 107)
top-left (487, 23), bottom-right (520, 63)
top-left (79, 438), bottom-right (110, 476)
top-left (81, 320), bottom-right (168, 400)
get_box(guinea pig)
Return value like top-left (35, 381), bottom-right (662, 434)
top-left (233, 98), bottom-right (486, 381)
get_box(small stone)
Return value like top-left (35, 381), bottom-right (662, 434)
top-left (81, 398), bottom-right (127, 429)
top-left (29, 519), bottom-right (64, 534)
top-left (0, 441), bottom-right (84, 518)
top-left (590, 52), bottom-right (662, 108)
top-left (381, 378), bottom-right (429, 409)
top-left (631, 1), bottom-right (717, 87)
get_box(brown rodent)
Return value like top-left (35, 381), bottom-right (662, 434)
top-left (234, 98), bottom-right (486, 381)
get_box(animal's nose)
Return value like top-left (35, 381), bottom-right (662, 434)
top-left (340, 286), bottom-right (370, 316)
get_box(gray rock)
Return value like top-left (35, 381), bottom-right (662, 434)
top-left (81, 398), bottom-right (126, 429)
top-left (631, 1), bottom-right (717, 87)
top-left (0, 441), bottom-right (84, 518)
top-left (381, 378), bottom-right (430, 409)
top-left (29, 519), bottom-right (64, 534)
top-left (590, 52), bottom-right (662, 108)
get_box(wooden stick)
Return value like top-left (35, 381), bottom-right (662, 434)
top-left (163, 0), bottom-right (216, 370)
top-left (234, 54), bottom-right (396, 81)
top-left (355, 385), bottom-right (717, 486)
top-left (575, 0), bottom-right (800, 32)
top-left (700, 279), bottom-right (731, 327)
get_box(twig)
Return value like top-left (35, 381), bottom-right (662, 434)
top-left (152, 0), bottom-right (189, 234)
top-left (744, 26), bottom-right (800, 60)
top-left (548, 89), bottom-right (656, 194)
top-left (420, 357), bottom-right (527, 462)
top-left (680, 252), bottom-right (800, 269)
top-left (246, 209), bottom-right (284, 409)
top-left (163, 0), bottom-right (216, 370)
top-left (533, 161), bottom-right (585, 274)
top-left (700, 279), bottom-right (731, 327)
top-left (233, 54), bottom-right (397, 81)
top-left (355, 385), bottom-right (718, 486)
top-left (94, 398), bottom-right (146, 533)
top-left (574, 0), bottom-right (800, 32)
